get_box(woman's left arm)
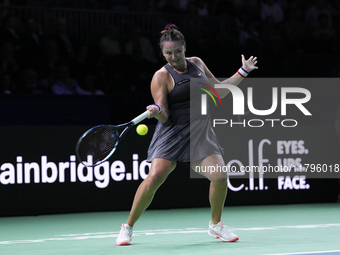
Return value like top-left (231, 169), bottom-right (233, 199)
top-left (193, 55), bottom-right (258, 98)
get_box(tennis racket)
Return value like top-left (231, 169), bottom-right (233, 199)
top-left (76, 110), bottom-right (149, 167)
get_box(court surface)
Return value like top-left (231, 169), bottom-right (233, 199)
top-left (0, 203), bottom-right (339, 255)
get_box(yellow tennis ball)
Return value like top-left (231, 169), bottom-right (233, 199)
top-left (136, 124), bottom-right (148, 136)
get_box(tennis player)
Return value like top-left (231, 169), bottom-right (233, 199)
top-left (116, 23), bottom-right (258, 245)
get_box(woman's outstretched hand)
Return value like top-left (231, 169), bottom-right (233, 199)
top-left (242, 54), bottom-right (258, 72)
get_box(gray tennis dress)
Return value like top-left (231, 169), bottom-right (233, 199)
top-left (146, 59), bottom-right (223, 163)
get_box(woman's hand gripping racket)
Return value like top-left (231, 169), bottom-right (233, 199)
top-left (76, 110), bottom-right (149, 167)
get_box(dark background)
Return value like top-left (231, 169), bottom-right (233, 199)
top-left (1, 1), bottom-right (340, 123)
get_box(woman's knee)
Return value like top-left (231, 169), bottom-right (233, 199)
top-left (144, 171), bottom-right (168, 190)
top-left (143, 159), bottom-right (176, 191)
top-left (210, 176), bottom-right (228, 187)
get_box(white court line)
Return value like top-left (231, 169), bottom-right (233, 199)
top-left (1, 223), bottom-right (340, 245)
top-left (265, 250), bottom-right (340, 255)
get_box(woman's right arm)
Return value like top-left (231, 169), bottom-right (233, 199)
top-left (146, 68), bottom-right (170, 123)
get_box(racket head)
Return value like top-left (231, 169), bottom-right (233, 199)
top-left (76, 125), bottom-right (120, 167)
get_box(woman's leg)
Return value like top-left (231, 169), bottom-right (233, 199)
top-left (126, 158), bottom-right (177, 227)
top-left (191, 154), bottom-right (228, 224)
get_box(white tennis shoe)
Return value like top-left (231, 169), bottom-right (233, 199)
top-left (208, 221), bottom-right (239, 242)
top-left (116, 223), bottom-right (133, 246)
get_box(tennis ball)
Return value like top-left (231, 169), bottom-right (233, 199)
top-left (136, 124), bottom-right (148, 136)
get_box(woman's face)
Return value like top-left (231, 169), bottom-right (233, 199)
top-left (162, 40), bottom-right (186, 70)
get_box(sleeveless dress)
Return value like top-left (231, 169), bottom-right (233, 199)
top-left (146, 59), bottom-right (223, 163)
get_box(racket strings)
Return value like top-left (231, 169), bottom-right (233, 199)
top-left (78, 126), bottom-right (119, 166)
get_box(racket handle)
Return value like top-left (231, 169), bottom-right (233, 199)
top-left (131, 110), bottom-right (149, 125)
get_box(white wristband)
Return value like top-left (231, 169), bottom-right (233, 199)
top-left (237, 67), bottom-right (249, 78)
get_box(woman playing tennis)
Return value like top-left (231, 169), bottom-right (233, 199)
top-left (116, 23), bottom-right (258, 245)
